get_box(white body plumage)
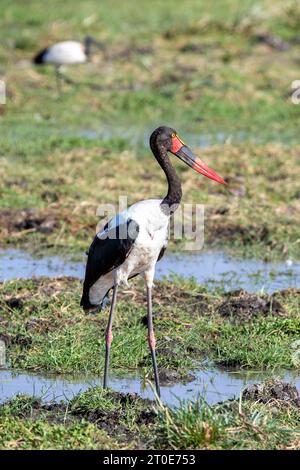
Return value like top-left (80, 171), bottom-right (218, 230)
top-left (39, 41), bottom-right (87, 66)
top-left (89, 199), bottom-right (169, 306)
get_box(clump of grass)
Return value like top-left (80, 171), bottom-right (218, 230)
top-left (0, 389), bottom-right (154, 449)
top-left (153, 396), bottom-right (300, 449)
top-left (0, 394), bottom-right (40, 418)
top-left (69, 386), bottom-right (156, 442)
top-left (154, 398), bottom-right (225, 449)
top-left (1, 383), bottom-right (299, 450)
top-left (70, 387), bottom-right (122, 414)
top-left (0, 416), bottom-right (116, 450)
top-left (69, 385), bottom-right (152, 420)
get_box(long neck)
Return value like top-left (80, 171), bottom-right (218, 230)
top-left (84, 37), bottom-right (92, 57)
top-left (152, 145), bottom-right (182, 215)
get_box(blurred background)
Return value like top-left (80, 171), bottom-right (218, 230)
top-left (0, 0), bottom-right (299, 260)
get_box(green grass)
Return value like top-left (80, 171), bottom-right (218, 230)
top-left (0, 417), bottom-right (116, 450)
top-left (154, 395), bottom-right (300, 450)
top-left (1, 0), bottom-right (299, 452)
top-left (0, 389), bottom-right (152, 449)
top-left (1, 0), bottom-right (300, 258)
top-left (1, 277), bottom-right (299, 376)
top-left (0, 385), bottom-right (299, 450)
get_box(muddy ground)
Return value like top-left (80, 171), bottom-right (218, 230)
top-left (0, 379), bottom-right (299, 449)
top-left (0, 276), bottom-right (299, 449)
top-left (0, 276), bottom-right (299, 377)
top-left (1, 0), bottom-right (300, 451)
top-left (1, 0), bottom-right (300, 259)
top-left (243, 379), bottom-right (300, 408)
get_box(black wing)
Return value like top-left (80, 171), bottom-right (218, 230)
top-left (157, 245), bottom-right (167, 262)
top-left (33, 48), bottom-right (48, 64)
top-left (80, 219), bottom-right (139, 309)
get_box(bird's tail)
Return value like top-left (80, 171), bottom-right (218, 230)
top-left (80, 289), bottom-right (110, 313)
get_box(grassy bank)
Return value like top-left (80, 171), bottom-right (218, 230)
top-left (0, 382), bottom-right (299, 449)
top-left (1, 138), bottom-right (300, 260)
top-left (0, 277), bottom-right (299, 377)
top-left (1, 0), bottom-right (300, 259)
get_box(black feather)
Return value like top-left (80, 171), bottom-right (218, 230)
top-left (80, 219), bottom-right (139, 310)
top-left (157, 245), bottom-right (167, 262)
top-left (33, 48), bottom-right (48, 64)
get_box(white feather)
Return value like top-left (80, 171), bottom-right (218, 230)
top-left (43, 41), bottom-right (87, 65)
top-left (89, 199), bottom-right (169, 304)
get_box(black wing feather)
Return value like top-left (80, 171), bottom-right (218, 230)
top-left (80, 219), bottom-right (139, 309)
top-left (33, 48), bottom-right (48, 64)
top-left (157, 245), bottom-right (167, 262)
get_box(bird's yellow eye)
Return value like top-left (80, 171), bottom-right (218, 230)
top-left (171, 133), bottom-right (176, 138)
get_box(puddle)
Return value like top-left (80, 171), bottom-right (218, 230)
top-left (69, 128), bottom-right (246, 149)
top-left (64, 126), bottom-right (300, 149)
top-left (0, 367), bottom-right (299, 407)
top-left (0, 249), bottom-right (299, 294)
top-left (156, 251), bottom-right (300, 293)
top-left (0, 249), bottom-right (84, 281)
top-left (1, 249), bottom-right (299, 407)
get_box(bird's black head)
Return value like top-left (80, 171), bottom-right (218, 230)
top-left (84, 36), bottom-right (104, 56)
top-left (149, 126), bottom-right (177, 154)
top-left (149, 125), bottom-right (226, 185)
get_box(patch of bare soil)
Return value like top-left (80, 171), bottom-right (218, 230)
top-left (0, 332), bottom-right (32, 347)
top-left (218, 290), bottom-right (285, 320)
top-left (158, 368), bottom-right (195, 385)
top-left (35, 276), bottom-right (79, 296)
top-left (0, 390), bottom-right (156, 446)
top-left (24, 317), bottom-right (54, 334)
top-left (0, 208), bottom-right (58, 237)
top-left (3, 297), bottom-right (24, 309)
top-left (154, 66), bottom-right (197, 88)
top-left (254, 33), bottom-right (290, 51)
top-left (70, 391), bottom-right (156, 446)
top-left (243, 379), bottom-right (300, 408)
top-left (272, 288), bottom-right (300, 299)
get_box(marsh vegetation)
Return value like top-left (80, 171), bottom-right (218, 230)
top-left (0, 0), bottom-right (300, 450)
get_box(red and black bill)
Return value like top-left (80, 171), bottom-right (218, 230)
top-left (171, 135), bottom-right (226, 185)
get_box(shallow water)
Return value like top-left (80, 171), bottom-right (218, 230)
top-left (156, 252), bottom-right (300, 293)
top-left (66, 127), bottom-right (300, 148)
top-left (71, 128), bottom-right (244, 149)
top-left (0, 248), bottom-right (299, 293)
top-left (1, 367), bottom-right (299, 407)
top-left (1, 249), bottom-right (299, 406)
top-left (0, 249), bottom-right (84, 281)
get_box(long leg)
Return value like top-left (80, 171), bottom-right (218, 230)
top-left (103, 284), bottom-right (118, 388)
top-left (147, 285), bottom-right (160, 396)
top-left (55, 66), bottom-right (62, 94)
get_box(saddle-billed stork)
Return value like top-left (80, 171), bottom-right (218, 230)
top-left (81, 126), bottom-right (225, 395)
top-left (33, 36), bottom-right (103, 91)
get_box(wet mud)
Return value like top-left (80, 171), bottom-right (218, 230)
top-left (218, 290), bottom-right (285, 320)
top-left (0, 208), bottom-right (58, 237)
top-left (243, 379), bottom-right (300, 408)
top-left (0, 390), bottom-right (156, 446)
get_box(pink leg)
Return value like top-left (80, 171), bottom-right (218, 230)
top-left (147, 286), bottom-right (160, 396)
top-left (103, 284), bottom-right (118, 388)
